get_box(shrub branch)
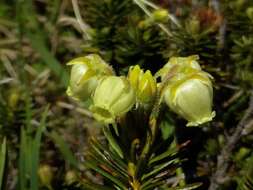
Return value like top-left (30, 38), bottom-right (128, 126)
top-left (209, 90), bottom-right (253, 190)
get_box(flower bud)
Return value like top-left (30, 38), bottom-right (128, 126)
top-left (128, 162), bottom-right (136, 177)
top-left (246, 7), bottom-right (253, 21)
top-left (138, 71), bottom-right (157, 103)
top-left (8, 88), bottom-right (20, 109)
top-left (186, 17), bottom-right (200, 35)
top-left (90, 76), bottom-right (135, 124)
top-left (38, 164), bottom-right (53, 188)
top-left (128, 65), bottom-right (143, 90)
top-left (65, 170), bottom-right (78, 185)
top-left (164, 72), bottom-right (215, 126)
top-left (152, 9), bottom-right (169, 23)
top-left (156, 55), bottom-right (201, 80)
top-left (128, 65), bottom-right (156, 105)
top-left (66, 54), bottom-right (114, 101)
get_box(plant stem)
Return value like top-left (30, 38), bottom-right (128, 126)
top-left (209, 90), bottom-right (253, 190)
top-left (135, 66), bottom-right (178, 179)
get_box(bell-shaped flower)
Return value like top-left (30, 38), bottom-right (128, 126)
top-left (164, 72), bottom-right (215, 126)
top-left (66, 54), bottom-right (114, 101)
top-left (128, 65), bottom-right (157, 105)
top-left (90, 76), bottom-right (135, 124)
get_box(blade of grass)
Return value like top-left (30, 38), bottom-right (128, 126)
top-left (26, 136), bottom-right (32, 188)
top-left (24, 93), bottom-right (33, 133)
top-left (18, 128), bottom-right (27, 190)
top-left (30, 106), bottom-right (49, 190)
top-left (50, 131), bottom-right (79, 168)
top-left (0, 138), bottom-right (7, 190)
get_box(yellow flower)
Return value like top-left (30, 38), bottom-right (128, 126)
top-left (128, 65), bottom-right (143, 90)
top-left (66, 54), bottom-right (113, 101)
top-left (90, 76), bottom-right (135, 124)
top-left (128, 65), bottom-right (157, 105)
top-left (138, 70), bottom-right (157, 103)
top-left (164, 71), bottom-right (215, 126)
top-left (158, 55), bottom-right (215, 126)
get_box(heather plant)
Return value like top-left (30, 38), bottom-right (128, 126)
top-left (66, 53), bottom-right (214, 189)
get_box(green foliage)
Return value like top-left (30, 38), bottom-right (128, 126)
top-left (0, 138), bottom-right (7, 190)
top-left (82, 0), bottom-right (168, 73)
top-left (169, 25), bottom-right (219, 63)
top-left (82, 0), bottom-right (135, 28)
top-left (18, 105), bottom-right (49, 190)
top-left (237, 155), bottom-right (253, 190)
top-left (78, 103), bottom-right (202, 190)
top-left (83, 131), bottom-right (181, 189)
top-left (231, 36), bottom-right (253, 86)
top-left (16, 0), bottom-right (68, 87)
top-left (50, 131), bottom-right (79, 168)
top-left (221, 0), bottom-right (253, 86)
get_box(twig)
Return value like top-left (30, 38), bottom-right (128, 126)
top-left (1, 54), bottom-right (18, 80)
top-left (0, 78), bottom-right (13, 85)
top-left (222, 90), bottom-right (243, 108)
top-left (71, 0), bottom-right (91, 40)
top-left (58, 16), bottom-right (84, 33)
top-left (209, 90), bottom-right (253, 190)
top-left (56, 101), bottom-right (93, 118)
top-left (209, 0), bottom-right (226, 49)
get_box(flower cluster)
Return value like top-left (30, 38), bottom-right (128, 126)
top-left (67, 54), bottom-right (215, 126)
